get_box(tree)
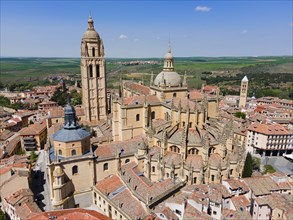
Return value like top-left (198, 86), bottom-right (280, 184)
top-left (50, 87), bottom-right (67, 106)
top-left (263, 165), bottom-right (276, 174)
top-left (70, 89), bottom-right (82, 106)
top-left (30, 151), bottom-right (38, 163)
top-left (0, 96), bottom-right (10, 107)
top-left (252, 156), bottom-right (261, 171)
top-left (235, 112), bottom-right (246, 119)
top-left (0, 209), bottom-right (6, 220)
top-left (242, 152), bottom-right (253, 178)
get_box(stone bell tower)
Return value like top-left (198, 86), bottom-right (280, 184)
top-left (239, 76), bottom-right (248, 109)
top-left (81, 16), bottom-right (107, 122)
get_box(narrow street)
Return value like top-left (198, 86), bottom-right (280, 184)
top-left (31, 150), bottom-right (52, 211)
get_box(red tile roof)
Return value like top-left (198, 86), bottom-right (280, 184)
top-left (30, 208), bottom-right (110, 220)
top-left (95, 174), bottom-right (147, 219)
top-left (124, 81), bottom-right (151, 95)
top-left (20, 121), bottom-right (47, 136)
top-left (248, 123), bottom-right (290, 135)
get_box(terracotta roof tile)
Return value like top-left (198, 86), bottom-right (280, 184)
top-left (248, 123), bottom-right (290, 135)
top-left (124, 81), bottom-right (151, 95)
top-left (20, 121), bottom-right (47, 136)
top-left (30, 208), bottom-right (110, 220)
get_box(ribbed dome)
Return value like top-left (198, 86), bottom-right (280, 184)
top-left (154, 71), bottom-right (182, 87)
top-left (83, 30), bottom-right (100, 39)
top-left (83, 16), bottom-right (100, 39)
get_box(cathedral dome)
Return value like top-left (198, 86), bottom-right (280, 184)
top-left (153, 46), bottom-right (182, 87)
top-left (154, 71), bottom-right (182, 87)
top-left (83, 16), bottom-right (100, 39)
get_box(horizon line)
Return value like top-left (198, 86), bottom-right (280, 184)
top-left (1, 55), bottom-right (293, 59)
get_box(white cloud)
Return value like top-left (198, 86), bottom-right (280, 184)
top-left (134, 38), bottom-right (139, 42)
top-left (241, 29), bottom-right (248, 34)
top-left (119, 34), bottom-right (128, 39)
top-left (195, 6), bottom-right (211, 12)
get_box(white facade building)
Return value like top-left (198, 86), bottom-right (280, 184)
top-left (246, 123), bottom-right (293, 156)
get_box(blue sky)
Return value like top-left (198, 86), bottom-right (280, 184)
top-left (1, 0), bottom-right (292, 58)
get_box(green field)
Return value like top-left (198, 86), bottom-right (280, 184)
top-left (0, 56), bottom-right (292, 99)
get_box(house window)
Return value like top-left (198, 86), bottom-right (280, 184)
top-left (213, 211), bottom-right (217, 215)
top-left (211, 175), bottom-right (215, 182)
top-left (72, 149), bottom-right (76, 156)
top-left (193, 177), bottom-right (197, 184)
top-left (103, 163), bottom-right (109, 171)
top-left (173, 93), bottom-right (177, 98)
top-left (58, 149), bottom-right (62, 155)
top-left (89, 65), bottom-right (93, 78)
top-left (92, 48), bottom-right (95, 57)
top-left (136, 114), bottom-right (140, 121)
top-left (152, 166), bottom-right (155, 172)
top-left (166, 173), bottom-right (169, 178)
top-left (125, 159), bottom-right (130, 164)
top-left (189, 122), bottom-right (192, 128)
top-left (151, 111), bottom-right (155, 120)
top-left (72, 165), bottom-right (78, 175)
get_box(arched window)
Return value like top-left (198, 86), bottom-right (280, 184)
top-left (188, 148), bottom-right (199, 155)
top-left (166, 173), bottom-right (169, 178)
top-left (211, 175), bottom-right (215, 182)
top-left (71, 149), bottom-right (76, 156)
top-left (89, 65), bottom-right (93, 78)
top-left (136, 114), bottom-right (140, 121)
top-left (193, 177), bottom-right (197, 184)
top-left (103, 163), bottom-right (109, 171)
top-left (151, 111), bottom-right (155, 120)
top-left (92, 48), bottom-right (95, 57)
top-left (182, 121), bottom-right (185, 127)
top-left (72, 165), bottom-right (78, 175)
top-left (58, 149), bottom-right (62, 155)
top-left (189, 122), bottom-right (192, 128)
top-left (152, 166), bottom-right (155, 172)
top-left (125, 159), bottom-right (130, 164)
top-left (173, 93), bottom-right (176, 98)
top-left (170, 145), bottom-right (180, 153)
top-left (96, 64), bottom-right (100, 78)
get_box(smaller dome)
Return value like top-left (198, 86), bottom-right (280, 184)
top-left (154, 71), bottom-right (182, 87)
top-left (83, 16), bottom-right (100, 39)
top-left (164, 51), bottom-right (173, 60)
top-left (83, 30), bottom-right (100, 39)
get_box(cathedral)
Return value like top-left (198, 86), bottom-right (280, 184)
top-left (46, 16), bottom-right (246, 218)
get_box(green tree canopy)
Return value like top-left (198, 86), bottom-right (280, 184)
top-left (242, 152), bottom-right (253, 178)
top-left (235, 112), bottom-right (246, 119)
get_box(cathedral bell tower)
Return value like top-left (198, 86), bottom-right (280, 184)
top-left (81, 16), bottom-right (107, 122)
